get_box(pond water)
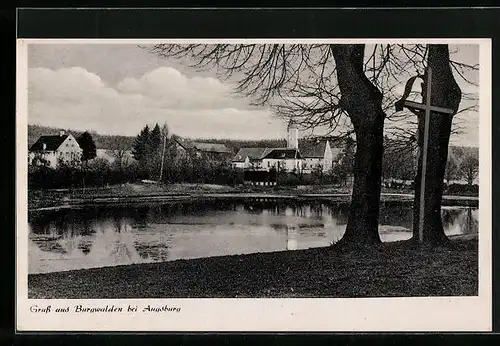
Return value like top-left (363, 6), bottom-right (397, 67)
top-left (28, 200), bottom-right (479, 274)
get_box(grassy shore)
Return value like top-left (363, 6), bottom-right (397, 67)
top-left (28, 183), bottom-right (478, 210)
top-left (28, 238), bottom-right (477, 299)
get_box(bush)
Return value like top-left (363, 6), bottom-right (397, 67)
top-left (28, 160), bottom-right (142, 190)
top-left (445, 183), bottom-right (478, 195)
top-left (277, 172), bottom-right (301, 186)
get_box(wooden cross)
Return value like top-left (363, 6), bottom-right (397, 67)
top-left (395, 67), bottom-right (455, 242)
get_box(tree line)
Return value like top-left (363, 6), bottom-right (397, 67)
top-left (382, 140), bottom-right (479, 188)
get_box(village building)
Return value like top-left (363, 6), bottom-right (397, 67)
top-left (28, 131), bottom-right (83, 168)
top-left (232, 148), bottom-right (268, 170)
top-left (231, 121), bottom-right (342, 173)
top-left (299, 138), bottom-right (342, 174)
top-left (261, 148), bottom-right (302, 172)
top-left (172, 135), bottom-right (233, 163)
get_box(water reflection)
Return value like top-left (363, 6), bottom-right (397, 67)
top-left (29, 201), bottom-right (479, 274)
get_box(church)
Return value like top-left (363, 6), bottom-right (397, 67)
top-left (232, 122), bottom-right (342, 173)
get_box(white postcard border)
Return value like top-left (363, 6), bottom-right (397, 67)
top-left (16, 38), bottom-right (492, 332)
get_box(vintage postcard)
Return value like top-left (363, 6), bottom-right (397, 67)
top-left (16, 38), bottom-right (492, 332)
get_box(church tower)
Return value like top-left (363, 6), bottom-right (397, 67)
top-left (287, 121), bottom-right (299, 149)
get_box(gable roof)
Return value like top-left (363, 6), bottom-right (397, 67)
top-left (232, 148), bottom-right (268, 162)
top-left (262, 148), bottom-right (302, 159)
top-left (172, 135), bottom-right (195, 150)
top-left (299, 139), bottom-right (328, 158)
top-left (192, 142), bottom-right (233, 154)
top-left (172, 135), bottom-right (232, 154)
top-left (29, 134), bottom-right (70, 152)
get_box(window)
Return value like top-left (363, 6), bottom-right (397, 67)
top-left (267, 161), bottom-right (270, 167)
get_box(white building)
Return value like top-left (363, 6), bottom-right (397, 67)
top-left (232, 121), bottom-right (342, 173)
top-left (261, 148), bottom-right (302, 172)
top-left (232, 148), bottom-right (268, 170)
top-left (29, 131), bottom-right (83, 168)
top-left (299, 138), bottom-right (342, 173)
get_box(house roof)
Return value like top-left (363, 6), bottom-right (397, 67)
top-left (172, 135), bottom-right (232, 154)
top-left (192, 142), bottom-right (233, 154)
top-left (299, 139), bottom-right (328, 158)
top-left (29, 134), bottom-right (70, 152)
top-left (232, 148), bottom-right (268, 162)
top-left (262, 148), bottom-right (301, 159)
top-left (172, 135), bottom-right (196, 150)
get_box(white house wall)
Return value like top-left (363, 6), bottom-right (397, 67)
top-left (29, 152), bottom-right (58, 168)
top-left (302, 158), bottom-right (322, 173)
top-left (57, 136), bottom-right (83, 165)
top-left (262, 158), bottom-right (301, 172)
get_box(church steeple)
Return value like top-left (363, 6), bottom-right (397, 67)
top-left (287, 120), bottom-right (299, 149)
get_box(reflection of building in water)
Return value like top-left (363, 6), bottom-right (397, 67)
top-left (286, 225), bottom-right (299, 250)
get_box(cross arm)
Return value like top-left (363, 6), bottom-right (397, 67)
top-left (399, 100), bottom-right (455, 115)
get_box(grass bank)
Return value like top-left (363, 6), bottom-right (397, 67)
top-left (28, 183), bottom-right (477, 210)
top-left (28, 238), bottom-right (477, 299)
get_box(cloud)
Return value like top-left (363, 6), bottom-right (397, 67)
top-left (115, 66), bottom-right (248, 110)
top-left (28, 66), bottom-right (287, 139)
top-left (27, 65), bottom-right (478, 146)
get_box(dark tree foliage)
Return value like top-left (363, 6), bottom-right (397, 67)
top-left (150, 124), bottom-right (163, 154)
top-left (77, 131), bottom-right (97, 162)
top-left (132, 125), bottom-right (151, 163)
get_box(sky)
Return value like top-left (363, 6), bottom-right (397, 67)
top-left (27, 43), bottom-right (480, 146)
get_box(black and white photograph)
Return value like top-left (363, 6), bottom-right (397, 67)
top-left (16, 39), bottom-right (491, 331)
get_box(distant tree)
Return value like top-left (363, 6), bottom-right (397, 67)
top-left (459, 154), bottom-right (479, 186)
top-left (332, 138), bottom-right (355, 186)
top-left (150, 124), bottom-right (163, 154)
top-left (132, 125), bottom-right (151, 163)
top-left (444, 155), bottom-right (460, 184)
top-left (77, 131), bottom-right (97, 162)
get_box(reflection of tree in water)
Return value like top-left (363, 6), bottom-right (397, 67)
top-left (134, 232), bottom-right (172, 262)
top-left (324, 203), bottom-right (349, 225)
top-left (29, 211), bottom-right (58, 235)
top-left (378, 202), bottom-right (413, 228)
top-left (243, 203), bottom-right (264, 214)
top-left (441, 208), bottom-right (463, 230)
top-left (80, 218), bottom-right (94, 236)
top-left (310, 203), bottom-right (324, 218)
top-left (449, 207), bottom-right (478, 235)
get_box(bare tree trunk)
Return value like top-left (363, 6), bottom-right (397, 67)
top-left (412, 45), bottom-right (461, 245)
top-left (331, 44), bottom-right (385, 246)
